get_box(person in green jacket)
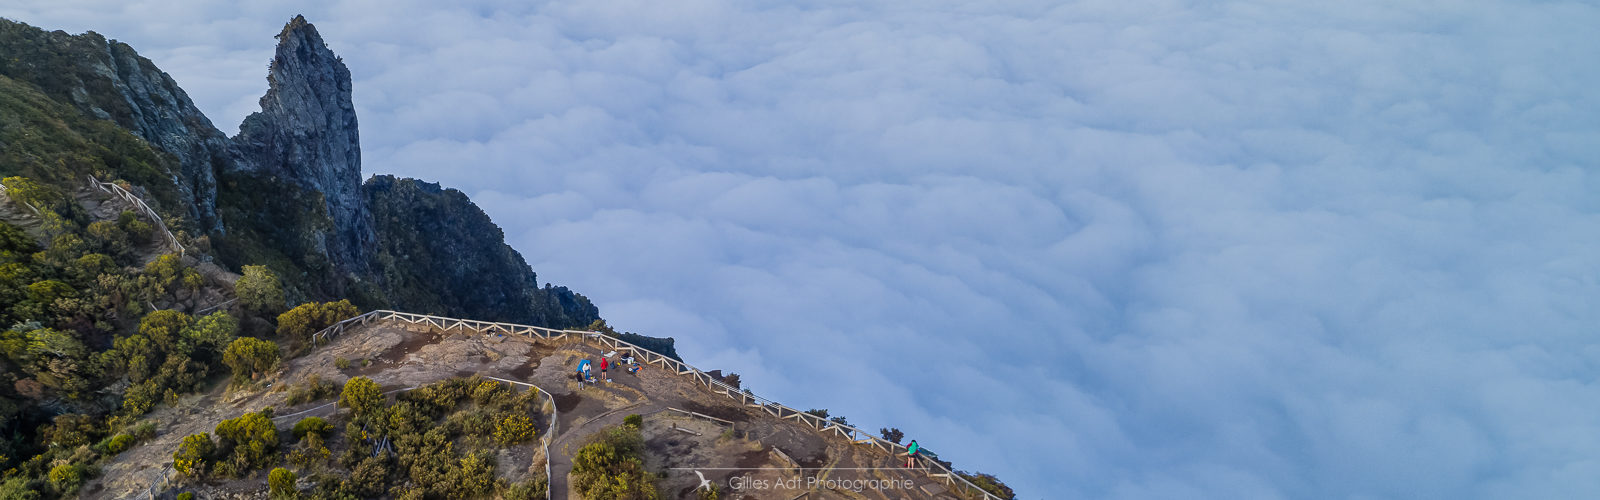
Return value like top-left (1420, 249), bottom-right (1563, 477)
top-left (905, 439), bottom-right (919, 468)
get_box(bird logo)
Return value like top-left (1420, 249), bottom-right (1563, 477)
top-left (695, 470), bottom-right (713, 492)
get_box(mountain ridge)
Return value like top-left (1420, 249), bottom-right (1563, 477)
top-left (0, 15), bottom-right (611, 332)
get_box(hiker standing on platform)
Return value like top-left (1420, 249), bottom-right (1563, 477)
top-left (600, 356), bottom-right (610, 382)
top-left (906, 439), bottom-right (919, 468)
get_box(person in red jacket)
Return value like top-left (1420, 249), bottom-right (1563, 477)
top-left (600, 356), bottom-right (610, 382)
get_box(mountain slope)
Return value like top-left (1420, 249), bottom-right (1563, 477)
top-left (0, 16), bottom-right (604, 330)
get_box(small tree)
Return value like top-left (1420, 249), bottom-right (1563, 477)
top-left (236, 265), bottom-right (285, 314)
top-left (268, 467), bottom-right (297, 499)
top-left (186, 311), bottom-right (239, 359)
top-left (222, 337), bottom-right (280, 382)
top-left (339, 376), bottom-right (383, 421)
top-left (880, 427), bottom-right (904, 444)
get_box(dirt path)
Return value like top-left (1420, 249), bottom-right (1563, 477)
top-left (545, 399), bottom-right (671, 500)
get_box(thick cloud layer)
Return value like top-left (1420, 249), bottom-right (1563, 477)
top-left (5, 1), bottom-right (1598, 497)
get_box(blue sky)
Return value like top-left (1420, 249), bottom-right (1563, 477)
top-left (5, 1), bottom-right (1600, 497)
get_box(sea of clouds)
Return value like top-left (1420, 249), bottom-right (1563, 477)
top-left (5, 0), bottom-right (1598, 497)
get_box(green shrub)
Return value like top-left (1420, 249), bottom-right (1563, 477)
top-left (452, 453), bottom-right (495, 497)
top-left (501, 477), bottom-right (548, 500)
top-left (624, 413), bottom-right (643, 428)
top-left (571, 423), bottom-right (658, 500)
top-left (698, 483), bottom-right (721, 500)
top-left (494, 414), bottom-right (536, 445)
top-left (142, 254), bottom-right (185, 296)
top-left (292, 416), bottom-right (333, 440)
top-left (42, 413), bottom-right (96, 448)
top-left (471, 380), bottom-right (507, 407)
top-left (276, 300), bottom-right (359, 345)
top-left (177, 493), bottom-right (194, 500)
top-left (139, 309), bottom-right (193, 352)
top-left (48, 464), bottom-right (83, 494)
top-left (385, 401), bottom-right (432, 436)
top-left (130, 420), bottom-right (158, 441)
top-left (339, 376), bottom-right (383, 422)
top-left (286, 433), bottom-right (331, 470)
top-left (284, 374), bottom-right (338, 405)
top-left (187, 311), bottom-right (240, 359)
top-left (104, 433), bottom-right (136, 454)
top-left (0, 477), bottom-right (39, 500)
top-left (446, 408), bottom-right (494, 437)
top-left (1, 176), bottom-right (66, 212)
top-left (214, 411), bottom-right (279, 475)
top-left (173, 433), bottom-right (215, 477)
top-left (334, 357), bottom-right (350, 369)
top-left (223, 336), bottom-right (280, 382)
top-left (268, 467), bottom-right (297, 499)
top-left (349, 456), bottom-right (391, 497)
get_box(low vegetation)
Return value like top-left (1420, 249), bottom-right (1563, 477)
top-left (282, 374), bottom-right (338, 406)
top-left (167, 375), bottom-right (548, 498)
top-left (571, 421), bottom-right (659, 500)
top-left (960, 471), bottom-right (1017, 499)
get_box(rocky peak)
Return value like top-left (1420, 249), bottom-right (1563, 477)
top-left (231, 15), bottom-right (373, 276)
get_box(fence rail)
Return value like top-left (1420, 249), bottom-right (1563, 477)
top-left (309, 310), bottom-right (1003, 500)
top-left (141, 466), bottom-right (170, 500)
top-left (87, 175), bottom-right (184, 256)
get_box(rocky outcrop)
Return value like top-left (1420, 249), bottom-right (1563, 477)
top-left (0, 20), bottom-right (229, 231)
top-left (230, 15), bottom-right (374, 277)
top-left (364, 175), bottom-right (599, 328)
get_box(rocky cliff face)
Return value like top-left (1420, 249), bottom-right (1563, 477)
top-left (230, 15), bottom-right (374, 277)
top-left (0, 20), bottom-right (229, 231)
top-left (365, 176), bottom-right (600, 327)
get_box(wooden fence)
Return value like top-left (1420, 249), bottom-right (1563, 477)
top-left (311, 310), bottom-right (1003, 500)
top-left (140, 466), bottom-right (171, 500)
top-left (87, 175), bottom-right (184, 256)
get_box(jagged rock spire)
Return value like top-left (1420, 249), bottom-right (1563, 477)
top-left (231, 15), bottom-right (373, 276)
